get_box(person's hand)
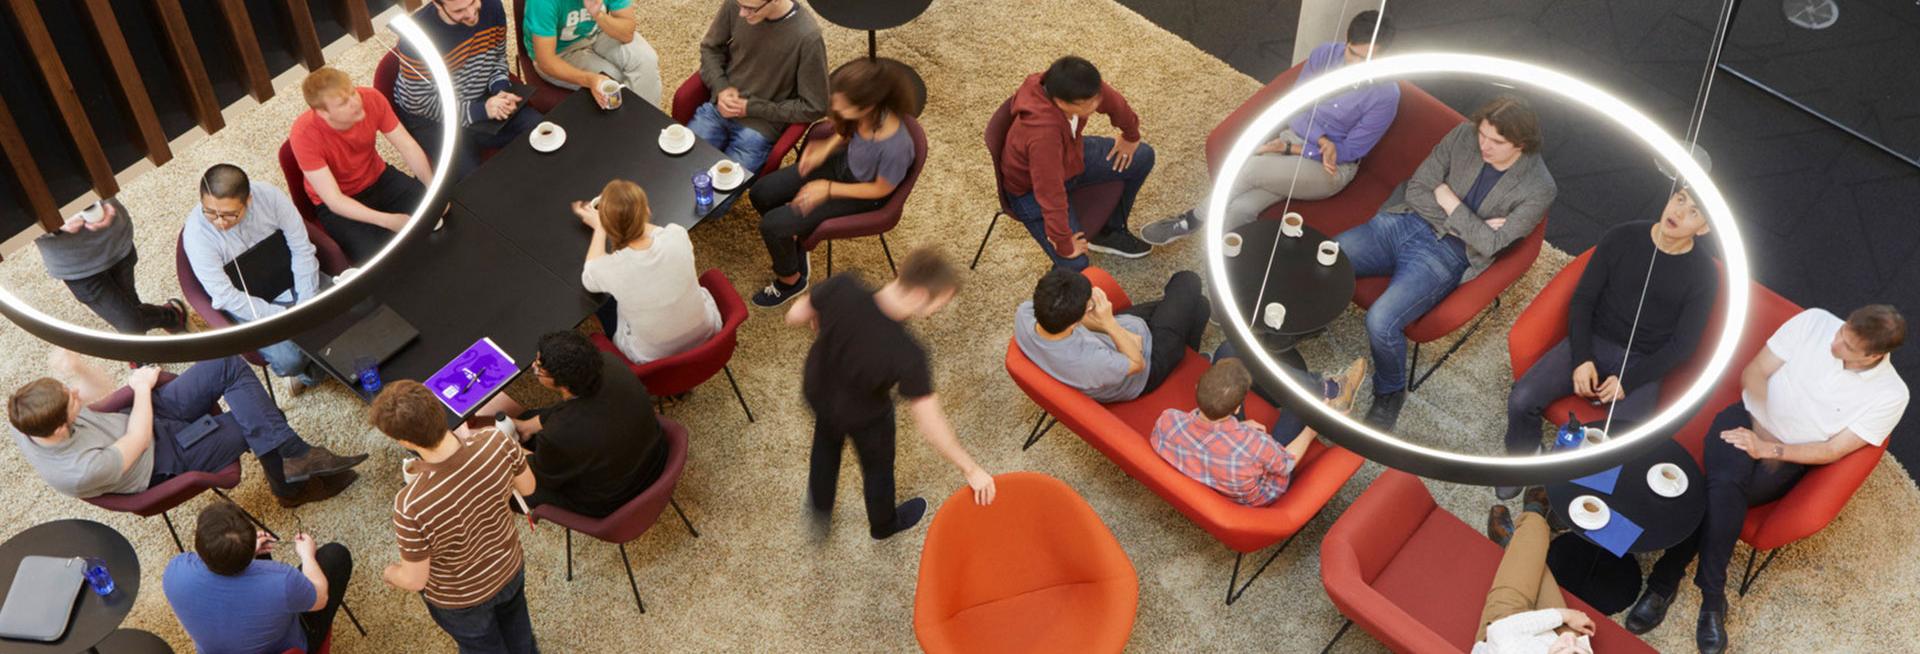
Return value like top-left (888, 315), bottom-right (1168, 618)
top-left (293, 533), bottom-right (318, 560)
top-left (1433, 183), bottom-right (1459, 204)
top-left (792, 180), bottom-right (830, 215)
top-left (128, 366), bottom-right (160, 392)
top-left (83, 203), bottom-right (116, 231)
top-left (1720, 427), bottom-right (1770, 460)
top-left (571, 201), bottom-right (602, 231)
top-left (1486, 217), bottom-right (1509, 230)
top-left (484, 93), bottom-right (516, 120)
top-left (1559, 609), bottom-right (1597, 635)
top-left (1255, 137), bottom-right (1291, 155)
top-left (254, 530), bottom-right (277, 556)
top-left (716, 88), bottom-right (748, 118)
top-left (1084, 286), bottom-right (1117, 330)
top-left (582, 0), bottom-right (605, 17)
top-left (1571, 361), bottom-right (1600, 398)
top-left (1063, 232), bottom-right (1089, 260)
top-left (1318, 136), bottom-right (1339, 176)
top-left (965, 467), bottom-right (996, 505)
top-left (1595, 376), bottom-right (1625, 403)
top-left (1106, 137), bottom-right (1142, 172)
top-left (589, 74), bottom-right (617, 109)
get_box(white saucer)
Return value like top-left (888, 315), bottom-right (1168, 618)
top-left (531, 126), bottom-right (567, 153)
top-left (658, 133), bottom-right (694, 155)
top-left (1568, 495), bottom-right (1611, 531)
top-left (1647, 463), bottom-right (1688, 498)
top-left (709, 163), bottom-right (745, 192)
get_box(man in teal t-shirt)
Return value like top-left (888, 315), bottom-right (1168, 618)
top-left (523, 0), bottom-right (661, 107)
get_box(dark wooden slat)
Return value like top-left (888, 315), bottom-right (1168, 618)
top-left (401, 0), bottom-right (423, 11)
top-left (213, 0), bottom-right (275, 101)
top-left (4, 0), bottom-right (118, 199)
top-left (77, 0), bottom-right (173, 164)
top-left (0, 94), bottom-right (63, 232)
top-left (150, 0), bottom-right (225, 132)
top-left (280, 0), bottom-right (326, 70)
top-left (338, 0), bottom-right (373, 40)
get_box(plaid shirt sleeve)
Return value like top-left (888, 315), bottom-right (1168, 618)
top-left (1153, 410), bottom-right (1295, 506)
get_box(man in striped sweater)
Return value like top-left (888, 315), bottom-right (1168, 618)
top-left (394, 0), bottom-right (542, 181)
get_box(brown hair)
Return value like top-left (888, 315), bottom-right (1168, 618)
top-left (7, 378), bottom-right (70, 438)
top-left (597, 179), bottom-right (651, 248)
top-left (1196, 359), bottom-right (1252, 420)
top-left (193, 502), bottom-right (259, 576)
top-left (301, 67), bottom-right (356, 109)
top-left (1468, 94), bottom-right (1543, 153)
top-left (1846, 304), bottom-right (1907, 354)
top-left (896, 248), bottom-right (961, 296)
top-left (370, 380), bottom-right (449, 449)
top-left (829, 58), bottom-right (919, 139)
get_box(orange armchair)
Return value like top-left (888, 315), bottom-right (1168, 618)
top-left (914, 472), bottom-right (1137, 653)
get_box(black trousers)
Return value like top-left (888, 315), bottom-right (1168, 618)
top-left (316, 167), bottom-right (423, 265)
top-left (298, 543), bottom-right (353, 650)
top-left (62, 250), bottom-right (178, 334)
top-left (808, 409), bottom-right (898, 538)
top-left (1645, 402), bottom-right (1805, 608)
top-left (750, 152), bottom-right (886, 278)
top-left (1118, 271), bottom-right (1211, 394)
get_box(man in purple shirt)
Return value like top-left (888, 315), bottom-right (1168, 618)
top-left (1142, 11), bottom-right (1398, 245)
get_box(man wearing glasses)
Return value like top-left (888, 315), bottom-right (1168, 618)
top-left (689, 0), bottom-right (829, 173)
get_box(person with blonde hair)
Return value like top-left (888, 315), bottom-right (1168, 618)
top-left (571, 180), bottom-right (720, 364)
top-left (290, 66), bottom-right (434, 263)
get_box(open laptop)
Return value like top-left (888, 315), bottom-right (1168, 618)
top-left (305, 298), bottom-right (420, 385)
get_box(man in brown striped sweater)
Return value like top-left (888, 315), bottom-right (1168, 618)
top-left (373, 381), bottom-right (539, 653)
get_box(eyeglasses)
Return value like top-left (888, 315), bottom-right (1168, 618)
top-left (205, 209), bottom-right (244, 222)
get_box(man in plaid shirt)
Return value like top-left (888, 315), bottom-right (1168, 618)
top-left (1151, 356), bottom-right (1365, 506)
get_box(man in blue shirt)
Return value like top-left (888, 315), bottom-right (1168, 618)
top-left (163, 502), bottom-right (352, 654)
top-left (1142, 11), bottom-right (1399, 245)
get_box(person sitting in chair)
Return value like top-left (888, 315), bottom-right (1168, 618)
top-left (690, 0), bottom-right (828, 172)
top-left (291, 67), bottom-right (435, 264)
top-left (1014, 268), bottom-right (1210, 403)
top-left (1476, 489), bottom-right (1598, 654)
top-left (163, 502), bottom-right (353, 654)
top-left (1150, 356), bottom-right (1363, 506)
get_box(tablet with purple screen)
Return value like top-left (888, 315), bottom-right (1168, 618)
top-left (425, 337), bottom-right (517, 416)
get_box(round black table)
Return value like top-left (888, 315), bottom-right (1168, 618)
top-left (1546, 437), bottom-right (1705, 553)
top-left (0, 520), bottom-right (140, 654)
top-left (808, 0), bottom-right (931, 116)
top-left (1220, 219), bottom-right (1355, 338)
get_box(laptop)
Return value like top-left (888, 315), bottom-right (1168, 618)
top-left (224, 230), bottom-right (295, 301)
top-left (308, 299), bottom-right (420, 383)
top-left (0, 556), bottom-right (86, 642)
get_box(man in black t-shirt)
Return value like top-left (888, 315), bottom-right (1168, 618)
top-left (480, 331), bottom-right (666, 517)
top-left (788, 248), bottom-right (998, 539)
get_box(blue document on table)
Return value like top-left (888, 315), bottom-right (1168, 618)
top-left (1587, 512), bottom-right (1644, 557)
top-left (1570, 465), bottom-right (1621, 495)
top-left (425, 338), bottom-right (517, 416)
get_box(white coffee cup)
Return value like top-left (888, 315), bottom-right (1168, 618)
top-left (1263, 302), bottom-right (1286, 329)
top-left (596, 78), bottom-right (623, 109)
top-left (1648, 462), bottom-right (1687, 497)
top-left (1223, 232), bottom-right (1243, 257)
top-left (79, 202), bottom-right (106, 225)
top-left (401, 457), bottom-right (420, 485)
top-left (715, 160), bottom-right (738, 180)
top-left (661, 124), bottom-right (693, 148)
top-left (534, 121), bottom-right (559, 140)
top-left (1317, 240), bottom-right (1340, 266)
top-left (1582, 427), bottom-right (1609, 446)
top-left (1568, 494), bottom-right (1610, 530)
top-left (1280, 212), bottom-right (1305, 238)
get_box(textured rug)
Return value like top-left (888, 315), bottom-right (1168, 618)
top-left (1, 1), bottom-right (1915, 652)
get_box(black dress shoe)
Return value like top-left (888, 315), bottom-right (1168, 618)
top-left (1364, 391), bottom-right (1406, 429)
top-left (1624, 587), bottom-right (1673, 634)
top-left (1696, 607), bottom-right (1728, 654)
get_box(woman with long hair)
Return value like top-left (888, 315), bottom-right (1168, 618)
top-left (571, 179), bottom-right (721, 363)
top-left (748, 58), bottom-right (920, 307)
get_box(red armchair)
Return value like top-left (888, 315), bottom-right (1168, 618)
top-left (668, 73), bottom-right (811, 178)
top-left (530, 416), bottom-right (698, 613)
top-left (914, 472), bottom-right (1138, 653)
top-left (1006, 268), bottom-right (1367, 604)
top-left (277, 140), bottom-right (321, 227)
top-left (795, 116), bottom-right (927, 277)
top-left (81, 373), bottom-right (266, 553)
top-left (1320, 469), bottom-right (1655, 653)
top-left (970, 96), bottom-right (1126, 270)
top-left (588, 269), bottom-right (753, 422)
top-left (373, 51), bottom-right (399, 100)
top-left (1205, 63), bottom-right (1545, 390)
top-left (510, 0), bottom-right (577, 113)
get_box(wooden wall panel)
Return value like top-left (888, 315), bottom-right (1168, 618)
top-left (4, 0), bottom-right (119, 199)
top-left (280, 0), bottom-right (326, 70)
top-left (77, 0), bottom-right (172, 164)
top-left (213, 0), bottom-right (275, 100)
top-left (0, 95), bottom-right (61, 231)
top-left (150, 0), bottom-right (226, 132)
top-left (337, 0), bottom-right (373, 40)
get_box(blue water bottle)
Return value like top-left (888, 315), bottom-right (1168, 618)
top-left (692, 173), bottom-right (715, 213)
top-left (83, 557), bottom-right (114, 596)
top-left (1553, 411), bottom-right (1584, 450)
top-left (354, 355), bottom-right (382, 395)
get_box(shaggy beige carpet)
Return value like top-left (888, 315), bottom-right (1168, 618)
top-left (2, 1), bottom-right (1916, 652)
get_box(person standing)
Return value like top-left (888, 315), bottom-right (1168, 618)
top-left (163, 502), bottom-right (353, 654)
top-left (691, 0), bottom-right (828, 172)
top-left (393, 0), bottom-right (541, 180)
top-left (32, 198), bottom-right (188, 335)
top-left (786, 249), bottom-right (996, 539)
top-left (291, 67), bottom-right (435, 264)
top-left (523, 0), bottom-right (662, 108)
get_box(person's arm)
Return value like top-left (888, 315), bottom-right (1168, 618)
top-left (183, 220), bottom-right (282, 318)
top-left (1082, 289), bottom-right (1145, 376)
top-left (906, 394), bottom-right (996, 505)
top-left (594, 3), bottom-right (639, 43)
top-left (1739, 347), bottom-right (1786, 431)
top-left (785, 292), bottom-right (819, 329)
top-left (1564, 235), bottom-right (1614, 373)
top-left (530, 35), bottom-right (609, 90)
top-left (1399, 123), bottom-right (1467, 220)
top-left (1725, 427), bottom-right (1870, 466)
top-left (382, 558), bottom-right (429, 592)
top-left (577, 203), bottom-right (610, 264)
top-left (50, 349), bottom-right (116, 404)
top-left (1483, 608), bottom-right (1566, 645)
top-left (796, 133), bottom-right (843, 175)
top-left (1447, 178), bottom-right (1553, 258)
top-left (1095, 83), bottom-right (1142, 143)
top-left (511, 465), bottom-right (537, 497)
top-left (267, 187), bottom-right (322, 302)
top-left (1024, 133), bottom-right (1080, 257)
top-left (293, 535), bottom-right (328, 612)
top-left (1280, 425), bottom-right (1314, 463)
top-left (1333, 89), bottom-right (1399, 162)
top-left (109, 367), bottom-right (160, 475)
top-left (697, 2), bottom-right (734, 92)
top-left (306, 166), bottom-right (408, 232)
top-left (382, 121), bottom-right (435, 183)
top-left (746, 38), bottom-right (830, 125)
top-left (1619, 264), bottom-right (1718, 391)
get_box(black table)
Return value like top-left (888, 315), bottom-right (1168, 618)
top-left (0, 520), bottom-right (138, 654)
top-left (1546, 437), bottom-right (1706, 554)
top-left (1220, 220), bottom-right (1355, 338)
top-left (807, 0), bottom-right (931, 115)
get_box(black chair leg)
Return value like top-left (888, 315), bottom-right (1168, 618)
top-left (1226, 532), bottom-right (1297, 605)
top-left (970, 211), bottom-right (1002, 270)
top-left (1022, 412), bottom-right (1056, 450)
top-left (564, 528), bottom-right (573, 582)
top-left (618, 543), bottom-right (646, 614)
top-left (669, 498), bottom-right (700, 538)
top-left (723, 365), bottom-right (754, 422)
top-left (212, 488), bottom-right (276, 540)
top-left (161, 511), bottom-right (184, 553)
top-left (879, 234), bottom-right (896, 275)
top-left (1406, 297), bottom-right (1502, 392)
top-left (340, 600), bottom-right (368, 636)
top-left (1739, 546), bottom-right (1782, 596)
top-left (825, 240), bottom-right (833, 278)
top-left (1320, 619), bottom-right (1353, 654)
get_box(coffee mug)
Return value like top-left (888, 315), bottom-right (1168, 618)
top-left (663, 124), bottom-right (692, 144)
top-left (596, 79), bottom-right (623, 109)
top-left (1582, 427), bottom-right (1609, 446)
top-left (79, 202), bottom-right (106, 225)
top-left (1317, 240), bottom-right (1340, 266)
top-left (1223, 233), bottom-right (1243, 257)
top-left (535, 122), bottom-right (558, 138)
top-left (1281, 212), bottom-right (1305, 238)
top-left (1263, 302), bottom-right (1286, 329)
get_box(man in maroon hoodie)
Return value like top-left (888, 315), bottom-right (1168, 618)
top-left (1001, 56), bottom-right (1159, 270)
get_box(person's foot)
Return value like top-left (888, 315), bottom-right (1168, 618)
top-left (1495, 485), bottom-right (1521, 501)
top-left (752, 255), bottom-right (811, 309)
top-left (276, 470), bottom-right (358, 509)
top-left (1364, 390), bottom-right (1405, 429)
top-left (1696, 606), bottom-right (1728, 654)
top-left (1087, 229), bottom-right (1152, 258)
top-left (1139, 211), bottom-right (1199, 246)
top-left (1486, 504), bottom-right (1515, 547)
top-left (871, 497), bottom-right (927, 540)
top-left (163, 299), bottom-right (191, 334)
top-left (1329, 358), bottom-right (1368, 412)
top-left (287, 377), bottom-right (313, 399)
top-left (1624, 587), bottom-right (1674, 634)
top-left (281, 446), bottom-right (369, 484)
top-left (1522, 486), bottom-right (1551, 517)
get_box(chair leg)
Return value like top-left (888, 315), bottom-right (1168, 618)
top-left (723, 365), bottom-right (755, 423)
top-left (258, 363), bottom-right (278, 407)
top-left (879, 234), bottom-right (896, 275)
top-left (669, 498), bottom-right (700, 538)
top-left (969, 211), bottom-right (1002, 270)
top-left (161, 511), bottom-right (185, 553)
top-left (1225, 532), bottom-right (1297, 605)
top-left (1406, 297), bottom-right (1502, 392)
top-left (825, 240), bottom-right (833, 278)
top-left (1320, 619), bottom-right (1353, 654)
top-left (212, 488), bottom-right (277, 540)
top-left (618, 542), bottom-right (646, 614)
top-left (1739, 546), bottom-right (1782, 596)
top-left (564, 528), bottom-right (573, 582)
top-left (340, 600), bottom-right (368, 636)
top-left (1021, 412), bottom-right (1056, 451)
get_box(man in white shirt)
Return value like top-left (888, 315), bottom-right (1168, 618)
top-left (1625, 305), bottom-right (1908, 654)
top-left (183, 164), bottom-right (329, 396)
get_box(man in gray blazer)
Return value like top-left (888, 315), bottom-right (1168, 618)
top-left (1336, 95), bottom-right (1557, 428)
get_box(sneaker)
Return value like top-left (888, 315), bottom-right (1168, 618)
top-left (871, 497), bottom-right (928, 540)
top-left (752, 255), bottom-right (810, 308)
top-left (1140, 211), bottom-right (1199, 246)
top-left (1087, 228), bottom-right (1152, 258)
top-left (163, 298), bottom-right (191, 334)
top-left (1364, 390), bottom-right (1406, 429)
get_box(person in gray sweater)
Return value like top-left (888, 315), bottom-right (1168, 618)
top-left (690, 0), bottom-right (829, 173)
top-left (33, 199), bottom-right (188, 336)
top-left (1335, 95), bottom-right (1557, 428)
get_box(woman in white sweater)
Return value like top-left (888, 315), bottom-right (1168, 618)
top-left (1474, 490), bottom-right (1598, 654)
top-left (572, 179), bottom-right (721, 364)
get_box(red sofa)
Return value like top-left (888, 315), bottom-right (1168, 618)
top-left (1006, 268), bottom-right (1367, 603)
top-left (1321, 469), bottom-right (1656, 653)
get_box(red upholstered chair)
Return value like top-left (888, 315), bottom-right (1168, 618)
top-left (373, 51), bottom-right (399, 100)
top-left (668, 73), bottom-right (811, 178)
top-left (530, 416), bottom-right (698, 612)
top-left (795, 116), bottom-right (927, 277)
top-left (1205, 64), bottom-right (1543, 390)
top-left (1320, 470), bottom-right (1656, 653)
top-left (588, 269), bottom-right (753, 421)
top-left (280, 631), bottom-right (329, 654)
top-left (277, 140), bottom-right (321, 227)
top-left (1006, 267), bottom-right (1367, 604)
top-left (913, 472), bottom-right (1138, 653)
top-left (80, 374), bottom-right (268, 553)
top-left (510, 0), bottom-right (577, 113)
top-left (970, 96), bottom-right (1126, 270)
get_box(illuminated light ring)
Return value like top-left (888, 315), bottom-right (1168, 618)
top-left (1205, 53), bottom-right (1750, 485)
top-left (0, 14), bottom-right (460, 363)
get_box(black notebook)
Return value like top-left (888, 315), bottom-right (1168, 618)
top-left (223, 230), bottom-right (295, 301)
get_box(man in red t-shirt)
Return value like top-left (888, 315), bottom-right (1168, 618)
top-left (290, 67), bottom-right (434, 264)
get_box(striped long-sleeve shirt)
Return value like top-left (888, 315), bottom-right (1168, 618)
top-left (392, 428), bottom-right (528, 609)
top-left (394, 0), bottom-right (511, 127)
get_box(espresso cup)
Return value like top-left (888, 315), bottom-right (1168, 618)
top-left (1582, 427), bottom-right (1609, 446)
top-left (1263, 302), bottom-right (1286, 329)
top-left (79, 202), bottom-right (106, 224)
top-left (1281, 212), bottom-right (1305, 238)
top-left (1317, 240), bottom-right (1340, 266)
top-left (1660, 467), bottom-right (1680, 482)
top-left (716, 162), bottom-right (736, 178)
top-left (1223, 232), bottom-right (1243, 257)
top-left (1581, 499), bottom-right (1601, 514)
top-left (535, 122), bottom-right (557, 139)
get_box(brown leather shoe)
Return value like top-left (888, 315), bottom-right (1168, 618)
top-left (282, 446), bottom-right (369, 483)
top-left (276, 470), bottom-right (359, 509)
top-left (1486, 504), bottom-right (1515, 547)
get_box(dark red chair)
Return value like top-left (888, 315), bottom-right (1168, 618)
top-left (280, 631), bottom-right (330, 654)
top-left (796, 116), bottom-right (926, 277)
top-left (970, 96), bottom-right (1125, 270)
top-left (372, 51), bottom-right (399, 100)
top-left (669, 73), bottom-right (812, 178)
top-left (530, 416), bottom-right (698, 613)
top-left (510, 0), bottom-right (579, 113)
top-left (588, 269), bottom-right (753, 422)
top-left (81, 373), bottom-right (267, 553)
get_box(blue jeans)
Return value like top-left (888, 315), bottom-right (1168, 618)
top-left (147, 356), bottom-right (307, 497)
top-left (404, 106), bottom-right (546, 182)
top-left (224, 277), bottom-right (332, 387)
top-left (1334, 210), bottom-right (1469, 394)
top-left (1009, 136), bottom-right (1156, 270)
top-left (425, 568), bottom-right (538, 654)
top-left (1211, 341), bottom-right (1330, 445)
top-left (688, 103), bottom-right (775, 173)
